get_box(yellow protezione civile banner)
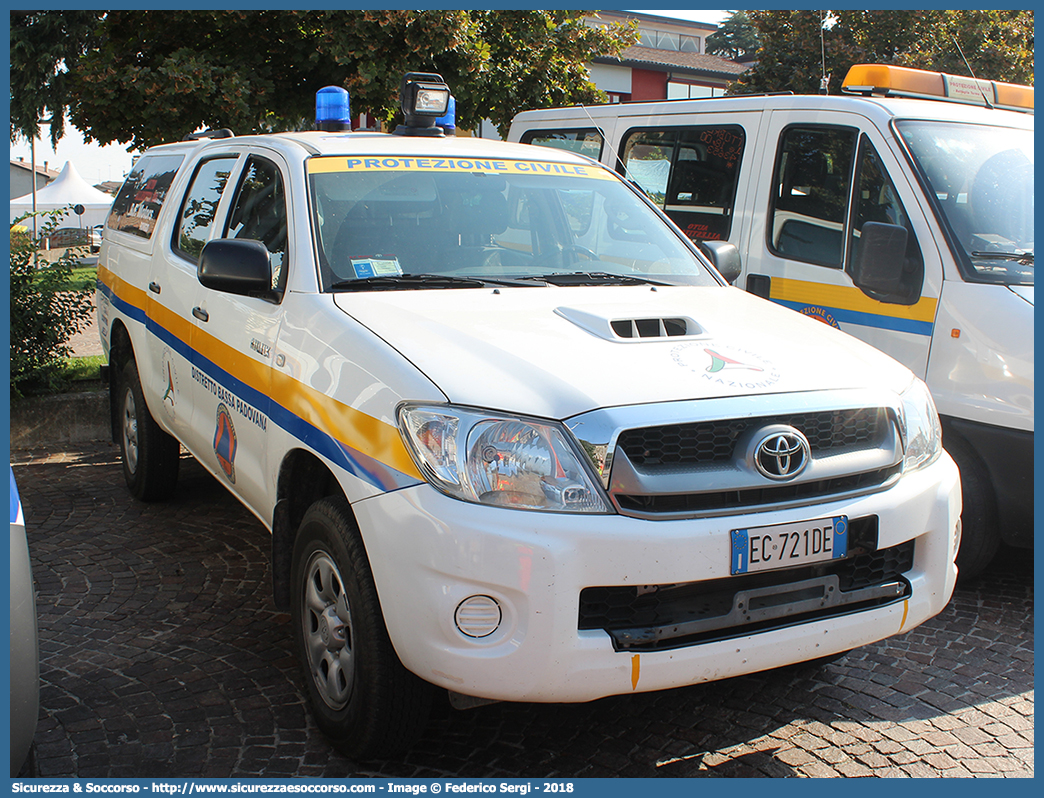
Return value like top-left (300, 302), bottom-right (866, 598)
top-left (307, 155), bottom-right (618, 180)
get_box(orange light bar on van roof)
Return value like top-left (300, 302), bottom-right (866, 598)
top-left (842, 64), bottom-right (1034, 113)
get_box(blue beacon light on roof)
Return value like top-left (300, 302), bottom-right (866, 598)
top-left (316, 86), bottom-right (351, 132)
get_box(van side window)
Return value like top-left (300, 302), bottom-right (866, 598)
top-left (520, 128), bottom-right (603, 160)
top-left (173, 156), bottom-right (238, 262)
top-left (225, 156), bottom-right (289, 293)
top-left (849, 136), bottom-right (924, 303)
top-left (620, 126), bottom-right (745, 242)
top-left (106, 154), bottom-right (185, 240)
top-left (769, 126), bottom-right (856, 267)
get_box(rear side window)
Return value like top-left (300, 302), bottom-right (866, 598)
top-left (106, 154), bottom-right (185, 240)
top-left (173, 156), bottom-right (238, 262)
top-left (520, 128), bottom-right (604, 159)
top-left (620, 126), bottom-right (745, 242)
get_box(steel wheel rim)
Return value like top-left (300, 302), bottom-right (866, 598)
top-left (122, 386), bottom-right (140, 475)
top-left (302, 549), bottom-right (355, 709)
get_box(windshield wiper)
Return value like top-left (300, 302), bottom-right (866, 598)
top-left (516, 271), bottom-right (667, 286)
top-left (970, 251), bottom-right (1034, 265)
top-left (329, 273), bottom-right (488, 291)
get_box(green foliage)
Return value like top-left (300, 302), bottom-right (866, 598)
top-left (735, 10), bottom-right (1034, 96)
top-left (66, 10), bottom-right (637, 149)
top-left (10, 10), bottom-right (102, 146)
top-left (10, 210), bottom-right (96, 397)
top-left (706, 11), bottom-right (760, 60)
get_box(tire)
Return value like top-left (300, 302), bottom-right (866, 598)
top-left (946, 435), bottom-right (999, 580)
top-left (291, 497), bottom-right (434, 758)
top-left (118, 359), bottom-right (180, 501)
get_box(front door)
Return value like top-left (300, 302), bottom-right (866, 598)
top-left (742, 111), bottom-right (942, 378)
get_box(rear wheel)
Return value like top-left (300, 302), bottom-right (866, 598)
top-left (947, 435), bottom-right (999, 579)
top-left (291, 497), bottom-right (433, 758)
top-left (118, 359), bottom-right (180, 501)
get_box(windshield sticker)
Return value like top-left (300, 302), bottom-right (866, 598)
top-left (672, 342), bottom-right (781, 390)
top-left (308, 156), bottom-right (615, 180)
top-left (351, 257), bottom-right (403, 278)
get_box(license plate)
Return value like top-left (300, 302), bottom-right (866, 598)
top-left (731, 516), bottom-right (848, 575)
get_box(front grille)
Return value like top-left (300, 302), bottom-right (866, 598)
top-left (616, 464), bottom-right (902, 515)
top-left (617, 408), bottom-right (883, 467)
top-left (578, 517), bottom-right (916, 651)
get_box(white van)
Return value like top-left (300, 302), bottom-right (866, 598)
top-left (98, 73), bottom-right (960, 757)
top-left (510, 64), bottom-right (1033, 577)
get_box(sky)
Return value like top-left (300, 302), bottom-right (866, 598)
top-left (8, 9), bottom-right (732, 188)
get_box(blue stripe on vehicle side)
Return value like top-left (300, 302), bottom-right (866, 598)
top-left (99, 279), bottom-right (420, 494)
top-left (773, 299), bottom-right (935, 337)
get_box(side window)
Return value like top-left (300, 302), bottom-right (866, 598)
top-left (106, 154), bottom-right (185, 239)
top-left (769, 126), bottom-right (856, 267)
top-left (520, 128), bottom-right (603, 160)
top-left (225, 157), bottom-right (289, 292)
top-left (173, 156), bottom-right (238, 262)
top-left (620, 125), bottom-right (745, 242)
top-left (849, 136), bottom-right (924, 303)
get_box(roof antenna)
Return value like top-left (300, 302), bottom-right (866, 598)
top-left (819, 11), bottom-right (831, 94)
top-left (953, 36), bottom-right (994, 109)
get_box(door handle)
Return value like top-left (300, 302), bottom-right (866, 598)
top-left (192, 307), bottom-right (209, 322)
top-left (148, 282), bottom-right (161, 294)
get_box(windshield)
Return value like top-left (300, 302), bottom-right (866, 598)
top-left (896, 120), bottom-right (1033, 285)
top-left (307, 155), bottom-right (718, 290)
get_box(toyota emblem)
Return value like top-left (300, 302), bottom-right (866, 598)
top-left (754, 428), bottom-right (810, 480)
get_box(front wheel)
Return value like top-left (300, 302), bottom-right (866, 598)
top-left (291, 497), bottom-right (434, 758)
top-left (118, 359), bottom-right (180, 501)
top-left (946, 435), bottom-right (999, 579)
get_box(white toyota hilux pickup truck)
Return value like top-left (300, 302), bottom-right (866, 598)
top-left (97, 73), bottom-right (960, 757)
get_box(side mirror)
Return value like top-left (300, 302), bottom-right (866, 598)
top-left (850, 222), bottom-right (907, 298)
top-left (198, 239), bottom-right (277, 300)
top-left (697, 239), bottom-right (742, 284)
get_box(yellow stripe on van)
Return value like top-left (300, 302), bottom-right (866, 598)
top-left (770, 277), bottom-right (938, 324)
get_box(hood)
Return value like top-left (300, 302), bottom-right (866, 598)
top-left (333, 285), bottom-right (913, 419)
top-left (1009, 285), bottom-right (1033, 305)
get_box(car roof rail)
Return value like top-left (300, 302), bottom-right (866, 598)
top-left (184, 128), bottom-right (235, 141)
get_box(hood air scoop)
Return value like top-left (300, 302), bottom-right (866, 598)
top-left (556, 305), bottom-right (705, 342)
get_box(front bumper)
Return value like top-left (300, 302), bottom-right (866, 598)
top-left (352, 452), bottom-right (960, 703)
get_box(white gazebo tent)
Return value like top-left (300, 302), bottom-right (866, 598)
top-left (10, 161), bottom-right (115, 229)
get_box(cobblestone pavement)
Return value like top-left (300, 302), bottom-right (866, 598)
top-left (12, 443), bottom-right (1033, 779)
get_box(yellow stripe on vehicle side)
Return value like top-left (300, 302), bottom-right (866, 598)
top-left (769, 277), bottom-right (938, 323)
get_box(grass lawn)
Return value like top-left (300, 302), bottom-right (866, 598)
top-left (67, 264), bottom-right (99, 292)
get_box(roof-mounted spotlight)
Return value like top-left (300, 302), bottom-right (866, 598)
top-left (394, 72), bottom-right (451, 137)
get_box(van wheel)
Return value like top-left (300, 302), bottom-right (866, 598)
top-left (291, 497), bottom-right (433, 758)
top-left (946, 435), bottom-right (999, 579)
top-left (118, 359), bottom-right (180, 501)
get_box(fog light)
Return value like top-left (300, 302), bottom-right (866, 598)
top-left (455, 595), bottom-right (502, 638)
top-left (953, 518), bottom-right (962, 562)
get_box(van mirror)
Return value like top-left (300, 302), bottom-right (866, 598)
top-left (850, 222), bottom-right (908, 299)
top-left (697, 239), bottom-right (742, 284)
top-left (198, 239), bottom-right (277, 300)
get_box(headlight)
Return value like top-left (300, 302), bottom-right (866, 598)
top-left (899, 378), bottom-right (942, 472)
top-left (398, 404), bottom-right (612, 513)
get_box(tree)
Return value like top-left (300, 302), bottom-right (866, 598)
top-left (66, 10), bottom-right (636, 149)
top-left (10, 10), bottom-right (102, 146)
top-left (705, 11), bottom-right (760, 61)
top-left (734, 10), bottom-right (1033, 96)
top-left (10, 210), bottom-right (95, 397)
